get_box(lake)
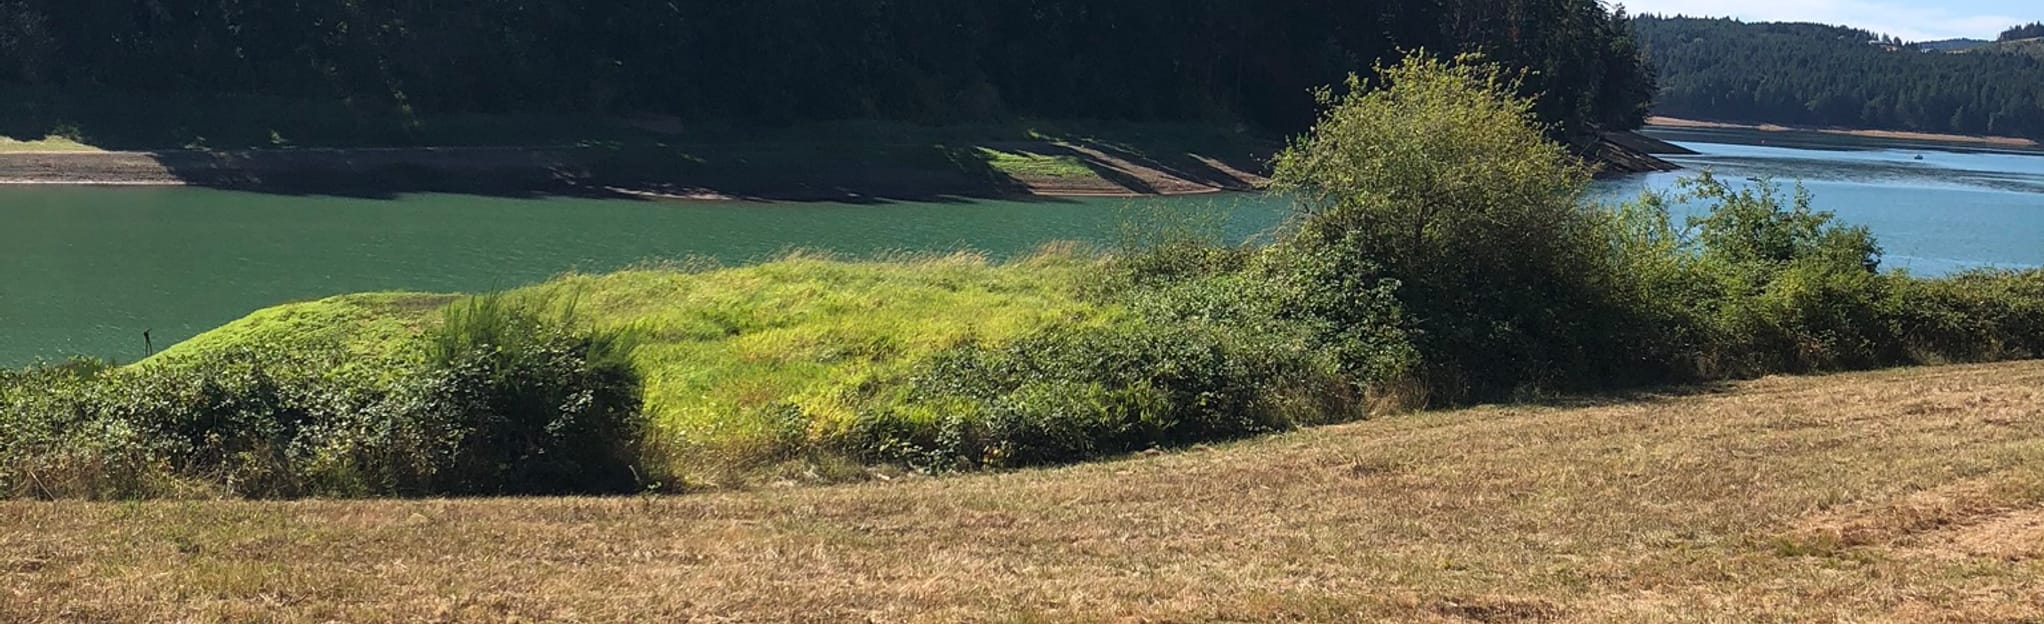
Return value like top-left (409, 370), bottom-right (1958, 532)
top-left (3, 126), bottom-right (2041, 366)
top-left (1598, 126), bottom-right (2044, 276)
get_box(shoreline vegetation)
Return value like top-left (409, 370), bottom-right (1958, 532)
top-left (1650, 116), bottom-right (2044, 149)
top-left (5, 55), bottom-right (2039, 501)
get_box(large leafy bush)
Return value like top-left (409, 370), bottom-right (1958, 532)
top-left (0, 294), bottom-right (648, 499)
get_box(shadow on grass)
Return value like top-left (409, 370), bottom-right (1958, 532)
top-left (1514, 379), bottom-right (1745, 410)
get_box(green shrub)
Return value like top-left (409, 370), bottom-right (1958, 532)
top-left (1612, 173), bottom-right (1907, 375)
top-left (0, 294), bottom-right (652, 499)
top-left (0, 347), bottom-right (389, 499)
top-left (1268, 53), bottom-right (1673, 402)
top-left (1893, 269), bottom-right (2044, 362)
top-left (405, 294), bottom-right (649, 495)
top-left (849, 276), bottom-right (1355, 469)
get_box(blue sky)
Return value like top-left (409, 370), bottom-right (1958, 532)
top-left (1618, 0), bottom-right (2036, 41)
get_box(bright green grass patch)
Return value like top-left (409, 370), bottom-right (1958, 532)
top-left (977, 146), bottom-right (1099, 179)
top-left (147, 292), bottom-right (456, 384)
top-left (152, 251), bottom-right (1116, 481)
top-left (515, 252), bottom-right (1117, 471)
top-left (0, 135), bottom-right (102, 152)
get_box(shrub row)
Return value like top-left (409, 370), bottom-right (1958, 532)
top-left (1263, 54), bottom-right (2044, 405)
top-left (0, 294), bottom-right (647, 499)
top-left (848, 273), bottom-right (1357, 469)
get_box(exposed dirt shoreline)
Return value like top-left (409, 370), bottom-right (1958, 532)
top-left (0, 131), bottom-right (1675, 200)
top-left (0, 143), bottom-right (1270, 201)
top-left (1649, 116), bottom-right (2042, 149)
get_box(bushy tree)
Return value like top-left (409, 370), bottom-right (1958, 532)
top-left (1270, 53), bottom-right (1666, 402)
top-left (1616, 173), bottom-right (1899, 374)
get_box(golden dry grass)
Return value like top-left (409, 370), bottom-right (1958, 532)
top-left (6, 361), bottom-right (2043, 623)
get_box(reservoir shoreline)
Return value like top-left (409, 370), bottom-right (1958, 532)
top-left (0, 144), bottom-right (1269, 202)
top-left (0, 130), bottom-right (1675, 200)
top-left (1649, 116), bottom-right (2043, 150)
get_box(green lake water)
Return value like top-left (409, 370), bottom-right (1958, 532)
top-left (0, 190), bottom-right (1288, 365)
top-left (3, 126), bottom-right (2041, 366)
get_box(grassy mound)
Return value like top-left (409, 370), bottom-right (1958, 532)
top-left (16, 250), bottom-right (1294, 495)
top-left (4, 247), bottom-right (1359, 498)
top-left (519, 252), bottom-right (1122, 478)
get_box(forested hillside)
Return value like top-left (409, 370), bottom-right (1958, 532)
top-left (0, 1), bottom-right (1652, 139)
top-left (1634, 16), bottom-right (2044, 140)
top-left (2003, 22), bottom-right (2044, 42)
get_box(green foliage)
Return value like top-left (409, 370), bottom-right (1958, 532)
top-left (1270, 53), bottom-right (1664, 401)
top-left (406, 294), bottom-right (648, 495)
top-left (0, 296), bottom-right (648, 499)
top-left (1610, 172), bottom-right (1902, 374)
top-left (0, 347), bottom-right (391, 499)
top-left (1267, 52), bottom-right (2042, 405)
top-left (850, 276), bottom-right (1354, 469)
top-left (0, 1), bottom-right (1651, 140)
top-left (2000, 22), bottom-right (2044, 42)
top-left (1892, 270), bottom-right (2044, 362)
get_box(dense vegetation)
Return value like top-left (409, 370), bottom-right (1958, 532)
top-left (4, 54), bottom-right (2039, 500)
top-left (1634, 16), bottom-right (2044, 140)
top-left (2003, 23), bottom-right (2044, 42)
top-left (0, 0), bottom-right (1652, 144)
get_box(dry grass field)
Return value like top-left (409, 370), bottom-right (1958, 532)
top-left (5, 360), bottom-right (2043, 623)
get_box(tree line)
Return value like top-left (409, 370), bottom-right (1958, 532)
top-left (1634, 16), bottom-right (2044, 140)
top-left (0, 0), bottom-right (1652, 135)
top-left (2003, 23), bottom-right (2044, 41)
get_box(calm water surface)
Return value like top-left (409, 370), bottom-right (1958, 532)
top-left (1596, 127), bottom-right (2044, 275)
top-left (0, 190), bottom-right (1286, 365)
top-left (3, 126), bottom-right (2039, 366)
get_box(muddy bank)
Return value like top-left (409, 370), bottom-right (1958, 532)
top-left (0, 143), bottom-right (1269, 202)
top-left (1649, 117), bottom-right (2041, 149)
top-left (0, 132), bottom-right (1674, 199)
top-left (1574, 131), bottom-right (1685, 176)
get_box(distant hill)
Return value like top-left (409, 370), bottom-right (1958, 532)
top-left (1967, 37), bottom-right (2044, 60)
top-left (1917, 38), bottom-right (1992, 52)
top-left (1633, 16), bottom-right (2044, 141)
top-left (2002, 22), bottom-right (2044, 42)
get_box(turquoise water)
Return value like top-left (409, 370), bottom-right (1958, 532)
top-left (1593, 127), bottom-right (2044, 276)
top-left (3, 126), bottom-right (2040, 366)
top-left (0, 189), bottom-right (1286, 365)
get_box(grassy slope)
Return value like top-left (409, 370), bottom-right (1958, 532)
top-left (0, 136), bottom-right (100, 153)
top-left (149, 252), bottom-right (1117, 481)
top-left (5, 360), bottom-right (2040, 622)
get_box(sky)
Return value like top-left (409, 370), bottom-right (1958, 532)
top-left (1617, 0), bottom-right (2036, 42)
